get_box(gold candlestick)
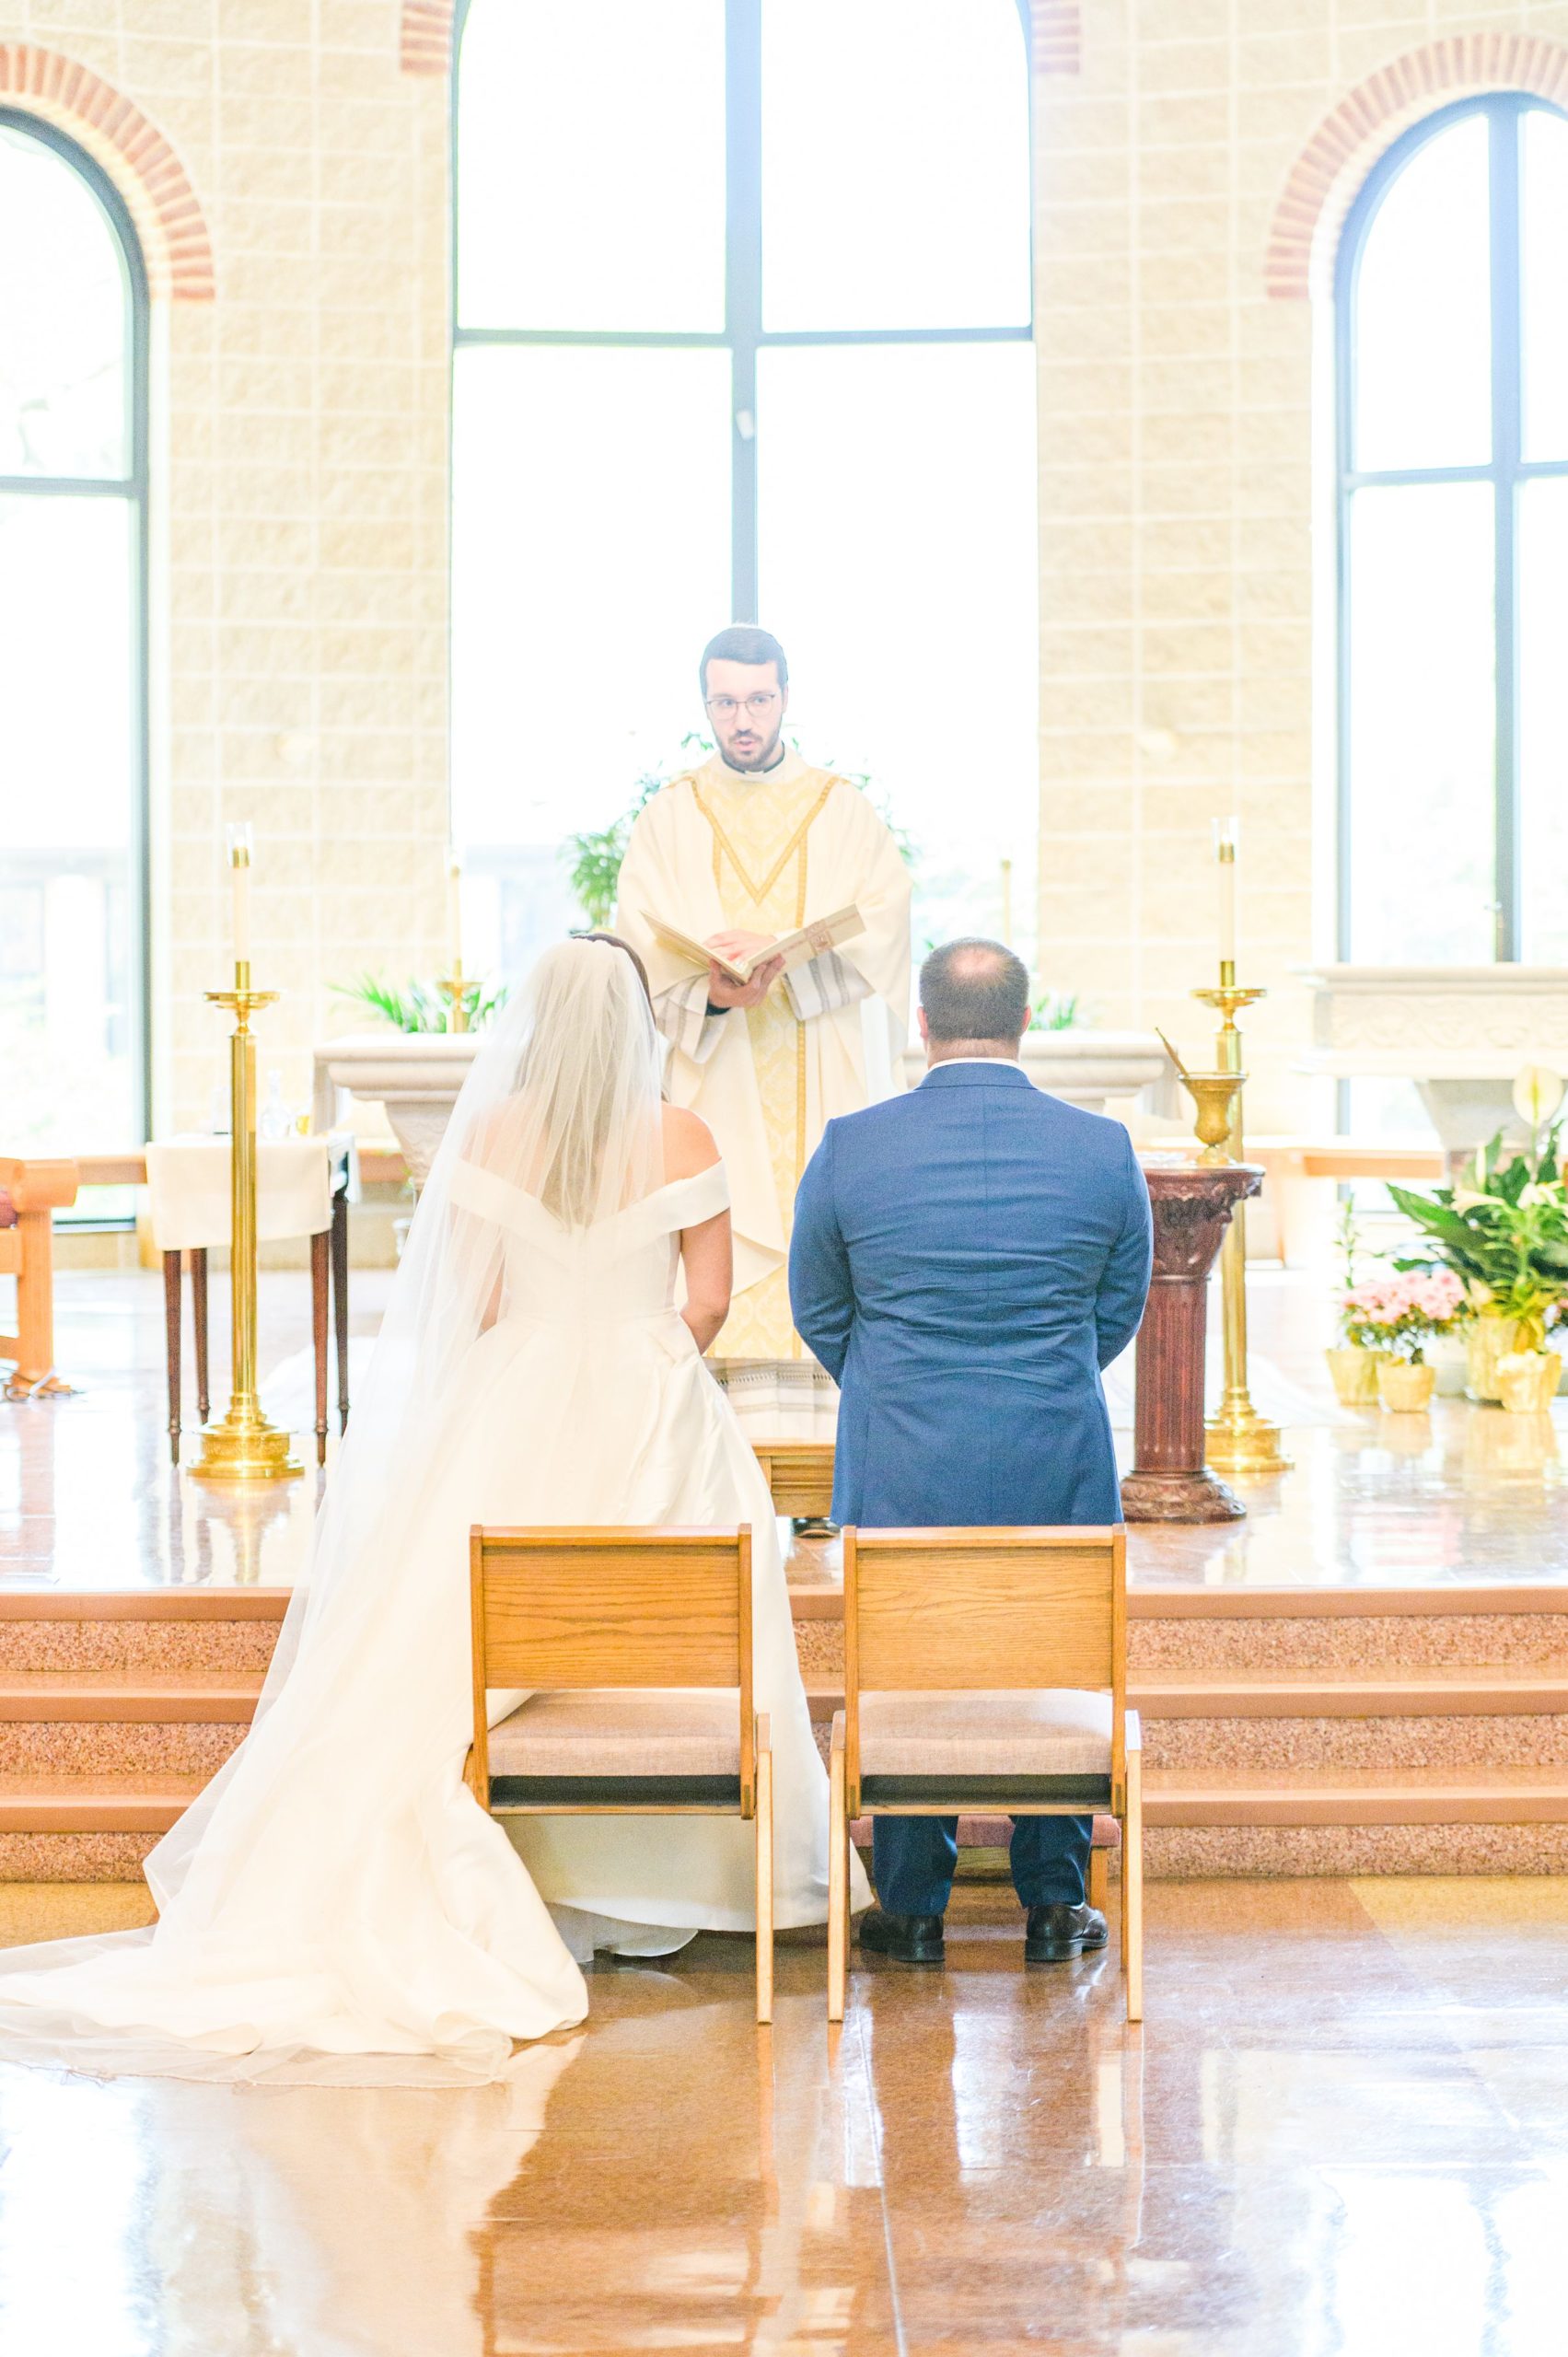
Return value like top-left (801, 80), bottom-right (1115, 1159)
top-left (1191, 964), bottom-right (1290, 1476)
top-left (192, 961), bottom-right (302, 1484)
top-left (437, 962), bottom-right (471, 1035)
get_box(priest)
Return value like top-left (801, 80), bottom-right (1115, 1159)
top-left (616, 626), bottom-right (911, 1438)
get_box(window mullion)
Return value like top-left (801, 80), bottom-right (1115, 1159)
top-left (726, 0), bottom-right (762, 623)
top-left (1491, 99), bottom-right (1524, 962)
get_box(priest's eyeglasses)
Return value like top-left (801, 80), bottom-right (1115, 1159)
top-left (704, 692), bottom-right (781, 720)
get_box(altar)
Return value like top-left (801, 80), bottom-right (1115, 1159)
top-left (318, 1027), bottom-right (1172, 1189)
top-left (1298, 964), bottom-right (1568, 1154)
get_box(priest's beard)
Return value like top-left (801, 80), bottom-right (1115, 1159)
top-left (720, 719), bottom-right (784, 774)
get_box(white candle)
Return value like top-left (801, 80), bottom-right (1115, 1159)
top-left (1000, 856), bottom-right (1014, 944)
top-left (1214, 815), bottom-right (1238, 967)
top-left (446, 849), bottom-right (463, 970)
top-left (227, 823), bottom-right (253, 966)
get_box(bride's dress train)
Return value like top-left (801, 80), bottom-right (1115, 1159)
top-left (0, 940), bottom-right (853, 2084)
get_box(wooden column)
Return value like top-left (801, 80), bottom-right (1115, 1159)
top-left (1121, 1161), bottom-right (1263, 1524)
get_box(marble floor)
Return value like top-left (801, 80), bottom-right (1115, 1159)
top-left (5, 1270), bottom-right (1564, 1592)
top-left (0, 1875), bottom-right (1564, 2354)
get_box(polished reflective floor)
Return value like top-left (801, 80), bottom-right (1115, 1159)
top-left (6, 1271), bottom-right (1566, 1594)
top-left (0, 1876), bottom-right (1564, 2353)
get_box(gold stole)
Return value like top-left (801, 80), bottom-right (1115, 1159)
top-left (682, 768), bottom-right (840, 1357)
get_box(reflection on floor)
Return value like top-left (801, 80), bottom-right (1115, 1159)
top-left (0, 1876), bottom-right (1564, 2355)
top-left (6, 1270), bottom-right (1566, 1594)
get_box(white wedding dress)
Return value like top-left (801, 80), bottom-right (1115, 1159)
top-left (446, 1152), bottom-right (846, 1953)
top-left (0, 939), bottom-right (857, 2085)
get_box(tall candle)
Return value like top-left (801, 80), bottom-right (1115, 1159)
top-left (447, 848), bottom-right (463, 970)
top-left (227, 823), bottom-right (253, 966)
top-left (1000, 856), bottom-right (1014, 944)
top-left (1214, 815), bottom-right (1238, 968)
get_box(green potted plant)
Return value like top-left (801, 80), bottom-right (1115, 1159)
top-left (1388, 1132), bottom-right (1568, 1401)
top-left (331, 975), bottom-right (508, 1034)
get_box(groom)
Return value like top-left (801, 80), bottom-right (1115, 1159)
top-left (789, 939), bottom-right (1153, 1966)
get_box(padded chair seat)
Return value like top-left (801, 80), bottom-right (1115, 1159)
top-left (854, 1689), bottom-right (1113, 1808)
top-left (487, 1688), bottom-right (741, 1807)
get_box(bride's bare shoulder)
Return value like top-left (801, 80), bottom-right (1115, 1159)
top-left (661, 1103), bottom-right (722, 1182)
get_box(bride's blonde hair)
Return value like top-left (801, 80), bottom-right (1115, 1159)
top-left (503, 936), bottom-right (664, 1227)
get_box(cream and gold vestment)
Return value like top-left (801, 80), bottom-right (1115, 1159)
top-left (616, 747), bottom-right (911, 1429)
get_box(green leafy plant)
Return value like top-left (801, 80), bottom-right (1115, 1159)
top-left (1388, 1130), bottom-right (1568, 1348)
top-left (1029, 989), bottom-right (1081, 1033)
top-left (563, 770), bottom-right (665, 929)
top-left (332, 974), bottom-right (508, 1035)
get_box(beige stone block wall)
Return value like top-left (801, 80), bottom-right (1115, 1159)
top-left (1033, 0), bottom-right (1568, 1136)
top-left (12, 0), bottom-right (1568, 1152)
top-left (0, 0), bottom-right (450, 1134)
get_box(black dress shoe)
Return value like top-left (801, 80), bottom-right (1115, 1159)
top-left (1025, 1903), bottom-right (1109, 1963)
top-left (856, 1905), bottom-right (946, 1964)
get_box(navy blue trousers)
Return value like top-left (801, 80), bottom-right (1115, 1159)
top-left (872, 1813), bottom-right (1092, 1919)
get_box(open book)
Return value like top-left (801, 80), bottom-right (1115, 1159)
top-left (641, 905), bottom-right (865, 987)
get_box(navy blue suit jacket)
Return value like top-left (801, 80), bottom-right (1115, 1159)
top-left (788, 1061), bottom-right (1153, 1528)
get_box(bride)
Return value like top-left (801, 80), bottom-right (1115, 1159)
top-left (0, 935), bottom-right (862, 2084)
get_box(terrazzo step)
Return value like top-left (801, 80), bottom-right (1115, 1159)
top-left (1137, 1668), bottom-right (1568, 1772)
top-left (1128, 1585), bottom-right (1568, 1674)
top-left (0, 1592), bottom-right (287, 1674)
top-left (0, 1673), bottom-right (262, 1776)
top-left (1144, 1764), bottom-right (1568, 1826)
top-left (0, 1771), bottom-right (206, 1832)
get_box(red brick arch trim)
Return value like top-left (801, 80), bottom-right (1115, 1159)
top-left (401, 0), bottom-right (1079, 79)
top-left (1267, 32), bottom-right (1568, 300)
top-left (1030, 3), bottom-right (1081, 75)
top-left (401, 0), bottom-right (452, 75)
top-left (0, 45), bottom-right (214, 300)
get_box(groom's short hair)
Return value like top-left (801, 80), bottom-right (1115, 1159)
top-left (700, 625), bottom-right (788, 693)
top-left (920, 939), bottom-right (1031, 1042)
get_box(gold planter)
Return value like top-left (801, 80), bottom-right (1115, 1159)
top-left (1496, 1351), bottom-right (1563, 1415)
top-left (1376, 1359), bottom-right (1436, 1413)
top-left (1465, 1313), bottom-right (1528, 1402)
top-left (1326, 1346), bottom-right (1385, 1407)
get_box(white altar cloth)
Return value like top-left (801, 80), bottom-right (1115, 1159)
top-left (145, 1138), bottom-right (333, 1253)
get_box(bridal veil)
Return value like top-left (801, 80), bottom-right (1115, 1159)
top-left (0, 939), bottom-right (668, 2083)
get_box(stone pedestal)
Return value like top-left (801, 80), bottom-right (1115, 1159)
top-left (1121, 1159), bottom-right (1263, 1525)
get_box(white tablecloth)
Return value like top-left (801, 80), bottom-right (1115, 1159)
top-left (145, 1137), bottom-right (333, 1252)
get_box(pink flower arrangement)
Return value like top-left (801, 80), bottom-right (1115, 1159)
top-left (1339, 1268), bottom-right (1466, 1363)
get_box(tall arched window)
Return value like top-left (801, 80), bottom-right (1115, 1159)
top-left (1338, 93), bottom-right (1568, 967)
top-left (451, 0), bottom-right (1036, 975)
top-left (0, 113), bottom-right (148, 1165)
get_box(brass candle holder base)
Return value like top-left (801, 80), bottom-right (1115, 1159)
top-left (1204, 1394), bottom-right (1291, 1477)
top-left (192, 1404), bottom-right (301, 1484)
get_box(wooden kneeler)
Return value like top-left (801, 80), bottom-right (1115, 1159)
top-left (829, 1526), bottom-right (1143, 2026)
top-left (467, 1525), bottom-right (774, 2026)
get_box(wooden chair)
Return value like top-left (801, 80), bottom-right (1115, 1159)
top-left (829, 1526), bottom-right (1142, 2026)
top-left (468, 1525), bottom-right (774, 2025)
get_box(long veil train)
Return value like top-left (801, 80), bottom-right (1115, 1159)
top-left (0, 942), bottom-right (688, 2084)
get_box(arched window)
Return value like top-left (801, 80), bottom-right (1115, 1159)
top-left (1338, 93), bottom-right (1568, 967)
top-left (451, 0), bottom-right (1035, 973)
top-left (0, 112), bottom-right (148, 1162)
